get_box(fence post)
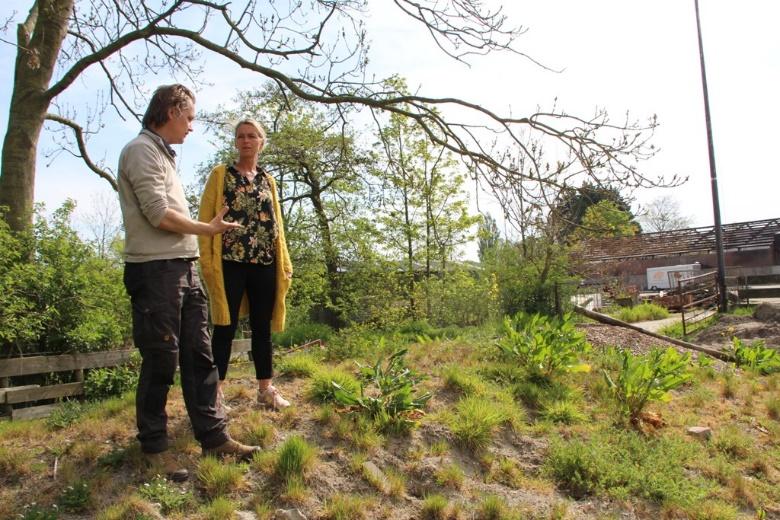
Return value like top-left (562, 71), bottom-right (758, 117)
top-left (678, 276), bottom-right (687, 337)
top-left (1, 377), bottom-right (12, 417)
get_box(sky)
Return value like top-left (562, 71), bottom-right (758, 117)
top-left (1, 1), bottom-right (779, 250)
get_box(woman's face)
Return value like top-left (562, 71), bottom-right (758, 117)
top-left (235, 123), bottom-right (264, 159)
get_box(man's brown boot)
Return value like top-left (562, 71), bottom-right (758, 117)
top-left (203, 439), bottom-right (261, 461)
top-left (144, 451), bottom-right (189, 482)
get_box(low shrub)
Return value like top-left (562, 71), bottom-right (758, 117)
top-left (84, 365), bottom-right (137, 401)
top-left (308, 368), bottom-right (361, 403)
top-left (726, 337), bottom-right (780, 374)
top-left (46, 400), bottom-right (85, 430)
top-left (59, 480), bottom-right (91, 513)
top-left (138, 475), bottom-right (194, 514)
top-left (272, 321), bottom-right (333, 348)
top-left (610, 303), bottom-right (669, 323)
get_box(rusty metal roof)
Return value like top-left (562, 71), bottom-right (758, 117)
top-left (582, 218), bottom-right (780, 262)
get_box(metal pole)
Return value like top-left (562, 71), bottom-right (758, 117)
top-left (694, 0), bottom-right (728, 312)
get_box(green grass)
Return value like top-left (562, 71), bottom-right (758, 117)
top-left (275, 435), bottom-right (317, 486)
top-left (435, 462), bottom-right (465, 489)
top-left (658, 315), bottom-right (718, 339)
top-left (277, 352), bottom-right (321, 378)
top-left (196, 456), bottom-right (246, 498)
top-left (421, 493), bottom-right (450, 519)
top-left (199, 497), bottom-right (237, 520)
top-left (448, 395), bottom-right (514, 450)
top-left (610, 303), bottom-right (669, 323)
top-left (138, 475), bottom-right (194, 514)
top-left (539, 400), bottom-right (586, 424)
top-left (0, 446), bottom-right (30, 484)
top-left (543, 429), bottom-right (712, 508)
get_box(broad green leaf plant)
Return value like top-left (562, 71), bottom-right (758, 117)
top-left (497, 312), bottom-right (591, 380)
top-left (602, 347), bottom-right (691, 425)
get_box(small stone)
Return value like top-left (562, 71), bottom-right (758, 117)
top-left (236, 512), bottom-right (258, 520)
top-left (687, 426), bottom-right (712, 440)
top-left (274, 509), bottom-right (307, 520)
top-left (362, 460), bottom-right (389, 493)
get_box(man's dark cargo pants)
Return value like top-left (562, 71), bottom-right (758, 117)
top-left (124, 259), bottom-right (229, 453)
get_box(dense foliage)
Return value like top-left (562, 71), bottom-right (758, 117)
top-left (0, 202), bottom-right (130, 356)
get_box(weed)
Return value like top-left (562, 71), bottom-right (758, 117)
top-left (234, 410), bottom-right (275, 447)
top-left (58, 480), bottom-right (91, 513)
top-left (138, 475), bottom-right (194, 514)
top-left (324, 493), bottom-right (370, 519)
top-left (540, 400), bottom-right (586, 424)
top-left (277, 352), bottom-right (321, 378)
top-left (435, 462), bottom-right (465, 489)
top-left (17, 503), bottom-right (59, 520)
top-left (196, 456), bottom-right (246, 498)
top-left (384, 466), bottom-right (407, 496)
top-left (273, 321), bottom-right (333, 348)
top-left (492, 457), bottom-right (524, 489)
top-left (308, 368), bottom-right (360, 403)
top-left (46, 400), bottom-right (84, 429)
top-left (602, 347), bottom-right (691, 425)
top-left (721, 370), bottom-right (738, 399)
top-left (497, 312), bottom-right (590, 380)
top-left (199, 497), bottom-right (237, 520)
top-left (429, 440), bottom-right (449, 457)
top-left (275, 435), bottom-right (317, 486)
top-left (331, 348), bottom-right (431, 433)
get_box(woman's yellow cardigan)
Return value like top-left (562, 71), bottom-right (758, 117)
top-left (197, 164), bottom-right (292, 332)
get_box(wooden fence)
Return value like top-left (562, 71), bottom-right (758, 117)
top-left (0, 339), bottom-right (256, 421)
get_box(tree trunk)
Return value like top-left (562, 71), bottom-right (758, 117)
top-left (308, 174), bottom-right (343, 328)
top-left (0, 0), bottom-right (74, 231)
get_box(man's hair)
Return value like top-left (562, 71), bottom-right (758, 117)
top-left (142, 84), bottom-right (195, 129)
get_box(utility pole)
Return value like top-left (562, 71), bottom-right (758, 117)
top-left (694, 0), bottom-right (728, 312)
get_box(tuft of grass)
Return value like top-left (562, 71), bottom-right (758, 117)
top-left (435, 462), bottom-right (465, 489)
top-left (275, 435), bottom-right (317, 486)
top-left (491, 457), bottom-right (524, 489)
top-left (428, 440), bottom-right (449, 457)
top-left (308, 367), bottom-right (361, 403)
top-left (384, 466), bottom-right (407, 497)
top-left (197, 456), bottom-right (246, 498)
top-left (234, 410), bottom-right (275, 448)
top-left (46, 400), bottom-right (85, 430)
top-left (323, 493), bottom-right (371, 520)
top-left (138, 475), bottom-right (194, 514)
top-left (540, 400), bottom-right (586, 424)
top-left (421, 493), bottom-right (451, 520)
top-left (476, 494), bottom-right (510, 520)
top-left (277, 352), bottom-right (321, 378)
top-left (199, 497), bottom-right (237, 520)
top-left (448, 395), bottom-right (514, 450)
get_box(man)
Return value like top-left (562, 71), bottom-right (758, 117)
top-left (118, 84), bottom-right (259, 481)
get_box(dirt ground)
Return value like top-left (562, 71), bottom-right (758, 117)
top-left (580, 303), bottom-right (780, 361)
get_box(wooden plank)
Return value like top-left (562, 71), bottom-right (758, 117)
top-left (0, 377), bottom-right (11, 416)
top-left (0, 349), bottom-right (134, 377)
top-left (0, 385), bottom-right (40, 403)
top-left (12, 404), bottom-right (60, 421)
top-left (5, 382), bottom-right (83, 404)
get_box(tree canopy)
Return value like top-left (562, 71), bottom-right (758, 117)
top-left (1, 0), bottom-right (677, 231)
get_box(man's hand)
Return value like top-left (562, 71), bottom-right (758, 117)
top-left (208, 207), bottom-right (241, 236)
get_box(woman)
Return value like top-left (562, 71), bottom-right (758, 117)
top-left (198, 119), bottom-right (293, 410)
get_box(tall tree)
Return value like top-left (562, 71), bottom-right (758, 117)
top-left (639, 195), bottom-right (693, 232)
top-left (2, 0), bottom-right (671, 231)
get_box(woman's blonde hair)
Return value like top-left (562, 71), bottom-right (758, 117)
top-left (234, 119), bottom-right (267, 151)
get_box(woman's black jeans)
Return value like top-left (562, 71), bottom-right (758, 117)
top-left (211, 260), bottom-right (276, 380)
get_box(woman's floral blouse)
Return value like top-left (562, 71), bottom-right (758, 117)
top-left (221, 164), bottom-right (277, 265)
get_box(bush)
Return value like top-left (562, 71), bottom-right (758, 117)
top-left (272, 321), bottom-right (334, 348)
top-left (0, 202), bottom-right (130, 355)
top-left (602, 348), bottom-right (691, 425)
top-left (46, 400), bottom-right (85, 430)
top-left (84, 365), bottom-right (138, 401)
